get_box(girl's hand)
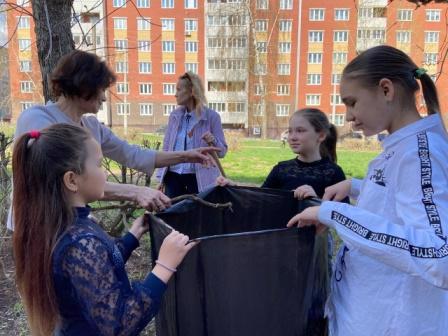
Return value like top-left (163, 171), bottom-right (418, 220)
top-left (201, 131), bottom-right (215, 145)
top-left (323, 179), bottom-right (351, 201)
top-left (153, 231), bottom-right (198, 283)
top-left (129, 214), bottom-right (150, 240)
top-left (286, 206), bottom-right (327, 234)
top-left (216, 176), bottom-right (236, 187)
top-left (294, 185), bottom-right (317, 200)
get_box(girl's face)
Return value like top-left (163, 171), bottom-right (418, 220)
top-left (175, 79), bottom-right (193, 107)
top-left (76, 138), bottom-right (107, 204)
top-left (287, 115), bottom-right (325, 157)
top-left (340, 78), bottom-right (392, 136)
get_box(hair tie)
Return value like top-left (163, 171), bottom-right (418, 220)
top-left (413, 68), bottom-right (427, 79)
top-left (29, 130), bottom-right (41, 139)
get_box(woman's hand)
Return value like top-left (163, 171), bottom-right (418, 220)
top-left (323, 179), bottom-right (351, 201)
top-left (286, 206), bottom-right (327, 234)
top-left (133, 186), bottom-right (171, 212)
top-left (293, 184), bottom-right (317, 200)
top-left (184, 147), bottom-right (220, 167)
top-left (216, 176), bottom-right (236, 187)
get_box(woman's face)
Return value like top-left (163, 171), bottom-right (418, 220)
top-left (79, 89), bottom-right (106, 114)
top-left (175, 79), bottom-right (193, 106)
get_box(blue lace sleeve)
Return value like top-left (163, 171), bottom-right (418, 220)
top-left (61, 235), bottom-right (166, 335)
top-left (115, 232), bottom-right (139, 263)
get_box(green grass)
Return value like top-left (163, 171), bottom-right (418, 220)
top-left (221, 140), bottom-right (378, 185)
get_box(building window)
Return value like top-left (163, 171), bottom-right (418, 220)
top-left (254, 63), bottom-right (267, 75)
top-left (163, 83), bottom-right (176, 95)
top-left (114, 39), bottom-right (128, 50)
top-left (254, 84), bottom-right (266, 95)
top-left (137, 0), bottom-right (150, 8)
top-left (333, 31), bottom-right (348, 42)
top-left (208, 81), bottom-right (227, 92)
top-left (332, 73), bottom-right (342, 84)
top-left (139, 103), bottom-right (153, 116)
top-left (334, 9), bottom-right (349, 21)
top-left (253, 104), bottom-right (263, 116)
top-left (330, 94), bottom-right (343, 106)
top-left (228, 102), bottom-right (245, 113)
top-left (308, 53), bottom-right (322, 64)
top-left (113, 0), bottom-right (126, 7)
top-left (139, 83), bottom-right (152, 95)
top-left (139, 62), bottom-right (152, 73)
top-left (307, 74), bottom-right (322, 85)
top-left (138, 40), bottom-right (151, 51)
top-left (309, 8), bottom-right (324, 21)
top-left (137, 17), bottom-right (151, 30)
top-left (185, 41), bottom-right (198, 52)
top-left (397, 9), bottom-right (412, 21)
top-left (309, 31), bottom-right (323, 43)
top-left (163, 63), bottom-right (175, 74)
top-left (207, 37), bottom-right (225, 48)
top-left (228, 37), bottom-right (247, 48)
top-left (306, 94), bottom-right (321, 106)
top-left (115, 61), bottom-right (128, 73)
top-left (276, 104), bottom-right (290, 116)
top-left (425, 31), bottom-right (440, 43)
top-left (333, 52), bottom-right (348, 64)
top-left (426, 9), bottom-right (441, 22)
top-left (279, 20), bottom-right (292, 32)
top-left (424, 53), bottom-right (438, 65)
top-left (255, 20), bottom-right (268, 32)
top-left (185, 19), bottom-right (197, 32)
top-left (279, 42), bottom-right (291, 53)
top-left (279, 0), bottom-right (292, 10)
top-left (277, 63), bottom-right (291, 75)
top-left (20, 81), bottom-right (33, 93)
top-left (256, 42), bottom-right (267, 53)
top-left (17, 16), bottom-right (30, 29)
top-left (330, 114), bottom-right (345, 126)
top-left (396, 31), bottom-right (411, 43)
top-left (277, 84), bottom-right (290, 96)
top-left (209, 102), bottom-right (226, 113)
top-left (228, 59), bottom-right (246, 70)
top-left (113, 18), bottom-right (127, 29)
top-left (162, 41), bottom-right (175, 52)
top-left (18, 39), bottom-right (31, 51)
top-left (20, 102), bottom-right (33, 111)
top-left (163, 104), bottom-right (177, 116)
top-left (19, 60), bottom-right (31, 72)
top-left (116, 82), bottom-right (129, 94)
top-left (161, 0), bottom-right (174, 8)
top-left (372, 29), bottom-right (385, 40)
top-left (185, 0), bottom-right (197, 9)
top-left (162, 18), bottom-right (175, 31)
top-left (256, 0), bottom-right (268, 10)
top-left (116, 103), bottom-right (130, 116)
top-left (208, 59), bottom-right (226, 70)
top-left (185, 63), bottom-right (198, 73)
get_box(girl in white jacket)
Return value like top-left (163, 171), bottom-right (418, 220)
top-left (288, 45), bottom-right (448, 335)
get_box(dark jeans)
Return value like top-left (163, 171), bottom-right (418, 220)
top-left (164, 171), bottom-right (199, 198)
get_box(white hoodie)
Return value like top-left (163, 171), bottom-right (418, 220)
top-left (318, 114), bottom-right (448, 336)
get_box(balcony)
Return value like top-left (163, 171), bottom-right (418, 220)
top-left (218, 111), bottom-right (247, 124)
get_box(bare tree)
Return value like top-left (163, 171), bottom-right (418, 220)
top-left (31, 0), bottom-right (74, 102)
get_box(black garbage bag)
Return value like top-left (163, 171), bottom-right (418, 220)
top-left (148, 186), bottom-right (328, 336)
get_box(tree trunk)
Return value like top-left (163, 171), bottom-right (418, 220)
top-left (31, 0), bottom-right (74, 102)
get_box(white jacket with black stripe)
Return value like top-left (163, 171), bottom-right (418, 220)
top-left (318, 114), bottom-right (448, 336)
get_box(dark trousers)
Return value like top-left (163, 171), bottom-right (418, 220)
top-left (164, 171), bottom-right (199, 198)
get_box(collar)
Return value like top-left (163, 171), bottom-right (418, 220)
top-left (172, 106), bottom-right (208, 121)
top-left (74, 206), bottom-right (91, 218)
top-left (381, 114), bottom-right (444, 150)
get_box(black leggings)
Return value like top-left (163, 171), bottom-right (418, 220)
top-left (164, 171), bottom-right (199, 198)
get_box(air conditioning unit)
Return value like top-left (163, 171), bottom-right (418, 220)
top-left (185, 32), bottom-right (192, 37)
top-left (253, 127), bottom-right (261, 135)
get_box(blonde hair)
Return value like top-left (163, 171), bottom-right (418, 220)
top-left (179, 72), bottom-right (208, 115)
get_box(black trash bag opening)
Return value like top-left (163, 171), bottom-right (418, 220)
top-left (149, 186), bottom-right (328, 336)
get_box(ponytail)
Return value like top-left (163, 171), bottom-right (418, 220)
top-left (321, 124), bottom-right (338, 163)
top-left (418, 72), bottom-right (440, 115)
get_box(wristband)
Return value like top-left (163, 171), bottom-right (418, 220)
top-left (155, 260), bottom-right (177, 273)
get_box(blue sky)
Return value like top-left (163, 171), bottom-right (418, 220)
top-left (0, 10), bottom-right (6, 46)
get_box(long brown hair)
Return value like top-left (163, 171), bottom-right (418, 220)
top-left (343, 45), bottom-right (440, 115)
top-left (291, 108), bottom-right (338, 163)
top-left (12, 124), bottom-right (91, 335)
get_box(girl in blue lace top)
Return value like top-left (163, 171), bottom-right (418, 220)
top-left (12, 124), bottom-right (196, 336)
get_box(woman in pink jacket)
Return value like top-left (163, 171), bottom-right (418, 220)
top-left (157, 72), bottom-right (228, 198)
